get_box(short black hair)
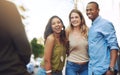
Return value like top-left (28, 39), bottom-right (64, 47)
top-left (88, 1), bottom-right (99, 9)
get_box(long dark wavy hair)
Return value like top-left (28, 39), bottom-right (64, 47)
top-left (44, 15), bottom-right (67, 46)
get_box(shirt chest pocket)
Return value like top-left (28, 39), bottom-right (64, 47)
top-left (92, 32), bottom-right (104, 43)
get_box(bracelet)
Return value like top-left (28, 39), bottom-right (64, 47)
top-left (46, 70), bottom-right (52, 73)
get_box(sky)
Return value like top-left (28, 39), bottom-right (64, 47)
top-left (16, 0), bottom-right (74, 40)
top-left (11, 0), bottom-right (120, 45)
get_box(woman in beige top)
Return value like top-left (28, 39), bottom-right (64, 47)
top-left (65, 9), bottom-right (89, 75)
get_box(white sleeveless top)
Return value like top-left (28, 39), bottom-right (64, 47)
top-left (67, 33), bottom-right (89, 62)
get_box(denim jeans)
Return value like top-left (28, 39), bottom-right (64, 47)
top-left (37, 67), bottom-right (62, 75)
top-left (37, 67), bottom-right (46, 75)
top-left (65, 61), bottom-right (88, 75)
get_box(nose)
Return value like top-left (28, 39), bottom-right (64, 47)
top-left (86, 10), bottom-right (90, 14)
top-left (71, 17), bottom-right (76, 21)
top-left (55, 23), bottom-right (61, 27)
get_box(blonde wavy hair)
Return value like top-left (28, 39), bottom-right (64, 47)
top-left (68, 9), bottom-right (88, 38)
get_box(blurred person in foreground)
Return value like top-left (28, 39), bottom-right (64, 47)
top-left (86, 1), bottom-right (119, 75)
top-left (37, 15), bottom-right (67, 75)
top-left (65, 9), bottom-right (89, 75)
top-left (0, 1), bottom-right (32, 75)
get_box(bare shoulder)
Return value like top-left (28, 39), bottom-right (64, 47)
top-left (46, 34), bottom-right (55, 42)
top-left (66, 26), bottom-right (70, 32)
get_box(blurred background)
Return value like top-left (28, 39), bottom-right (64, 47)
top-left (8, 0), bottom-right (120, 75)
top-left (10, 0), bottom-right (120, 42)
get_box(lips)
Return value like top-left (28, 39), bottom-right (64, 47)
top-left (55, 27), bottom-right (61, 31)
top-left (72, 21), bottom-right (78, 25)
top-left (72, 22), bottom-right (77, 25)
top-left (87, 14), bottom-right (92, 18)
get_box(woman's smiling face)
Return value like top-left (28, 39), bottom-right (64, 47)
top-left (51, 17), bottom-right (63, 34)
top-left (70, 12), bottom-right (81, 27)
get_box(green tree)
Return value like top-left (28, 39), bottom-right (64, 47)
top-left (31, 38), bottom-right (44, 58)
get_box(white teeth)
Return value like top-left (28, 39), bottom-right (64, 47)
top-left (56, 27), bottom-right (60, 29)
top-left (88, 15), bottom-right (92, 17)
top-left (55, 27), bottom-right (60, 30)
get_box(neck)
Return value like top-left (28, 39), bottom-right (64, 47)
top-left (53, 33), bottom-right (60, 39)
top-left (92, 15), bottom-right (99, 22)
top-left (73, 26), bottom-right (80, 31)
top-left (53, 33), bottom-right (61, 44)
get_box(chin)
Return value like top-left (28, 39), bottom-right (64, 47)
top-left (89, 18), bottom-right (93, 20)
top-left (88, 17), bottom-right (92, 19)
top-left (55, 32), bottom-right (61, 34)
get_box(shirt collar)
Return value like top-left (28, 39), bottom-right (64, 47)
top-left (92, 16), bottom-right (101, 25)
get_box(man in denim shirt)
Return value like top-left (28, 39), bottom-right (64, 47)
top-left (86, 1), bottom-right (119, 75)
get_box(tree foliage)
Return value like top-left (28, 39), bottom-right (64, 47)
top-left (31, 38), bottom-right (44, 58)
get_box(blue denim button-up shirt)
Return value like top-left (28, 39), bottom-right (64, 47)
top-left (88, 16), bottom-right (119, 75)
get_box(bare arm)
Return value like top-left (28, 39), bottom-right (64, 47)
top-left (65, 27), bottom-right (70, 41)
top-left (106, 49), bottom-right (118, 75)
top-left (109, 49), bottom-right (118, 67)
top-left (44, 35), bottom-right (54, 75)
